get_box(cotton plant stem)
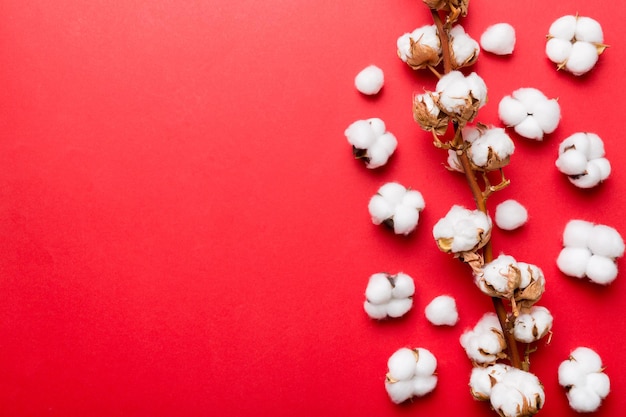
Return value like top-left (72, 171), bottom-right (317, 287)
top-left (432, 8), bottom-right (523, 370)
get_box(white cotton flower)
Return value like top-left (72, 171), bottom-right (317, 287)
top-left (433, 205), bottom-right (492, 254)
top-left (558, 220), bottom-right (624, 284)
top-left (344, 118), bottom-right (397, 169)
top-left (448, 125), bottom-right (514, 172)
top-left (480, 23), bottom-right (516, 55)
top-left (449, 25), bottom-right (480, 67)
top-left (498, 87), bottom-right (560, 140)
top-left (364, 272), bottom-right (415, 319)
top-left (495, 199), bottom-right (528, 230)
top-left (558, 347), bottom-right (610, 413)
top-left (546, 15), bottom-right (606, 76)
top-left (460, 313), bottom-right (506, 365)
top-left (435, 71), bottom-right (487, 123)
top-left (513, 306), bottom-right (553, 343)
top-left (368, 182), bottom-right (425, 235)
top-left (475, 254), bottom-right (521, 299)
top-left (396, 24), bottom-right (442, 70)
top-left (354, 65), bottom-right (384, 95)
top-left (385, 347), bottom-right (438, 403)
top-left (556, 132), bottom-right (611, 188)
top-left (425, 295), bottom-right (459, 326)
top-left (490, 368), bottom-right (545, 417)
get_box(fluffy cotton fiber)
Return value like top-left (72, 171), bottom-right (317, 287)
top-left (344, 118), bottom-right (398, 169)
top-left (364, 272), bottom-right (415, 319)
top-left (495, 199), bottom-right (528, 230)
top-left (354, 65), bottom-right (384, 95)
top-left (480, 23), bottom-right (516, 55)
top-left (385, 347), bottom-right (438, 403)
top-left (368, 182), bottom-right (425, 235)
top-left (425, 295), bottom-right (459, 326)
top-left (546, 15), bottom-right (606, 75)
top-left (498, 87), bottom-right (560, 140)
top-left (558, 347), bottom-right (610, 412)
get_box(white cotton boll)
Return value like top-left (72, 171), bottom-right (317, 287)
top-left (365, 273), bottom-right (393, 305)
top-left (345, 120), bottom-right (376, 149)
top-left (498, 95), bottom-right (527, 127)
top-left (425, 295), bottom-right (459, 326)
top-left (410, 25), bottom-right (441, 51)
top-left (513, 306), bottom-right (553, 343)
top-left (433, 205), bottom-right (492, 253)
top-left (391, 273), bottom-right (415, 299)
top-left (378, 182), bottom-right (407, 206)
top-left (470, 364), bottom-right (511, 399)
top-left (480, 23), bottom-right (516, 55)
top-left (546, 37), bottom-right (573, 64)
top-left (412, 375), bottom-right (438, 396)
top-left (585, 255), bottom-right (618, 285)
top-left (569, 162), bottom-right (602, 188)
top-left (567, 386), bottom-right (603, 413)
top-left (392, 204), bottom-right (419, 235)
top-left (575, 16), bottom-right (604, 43)
top-left (495, 199), bottom-right (528, 230)
top-left (557, 247), bottom-right (592, 278)
top-left (588, 224), bottom-right (624, 258)
top-left (363, 301), bottom-right (388, 320)
top-left (565, 41), bottom-right (599, 76)
top-left (385, 380), bottom-right (414, 404)
top-left (531, 99), bottom-right (560, 134)
top-left (414, 348), bottom-right (437, 377)
top-left (450, 28), bottom-right (480, 66)
top-left (368, 195), bottom-right (393, 225)
top-left (514, 116), bottom-right (545, 140)
top-left (386, 298), bottom-right (414, 318)
top-left (556, 149), bottom-right (588, 175)
top-left (387, 348), bottom-right (417, 381)
top-left (490, 369), bottom-right (545, 417)
top-left (563, 219), bottom-right (594, 248)
top-left (480, 254), bottom-right (519, 295)
top-left (549, 15), bottom-right (577, 40)
top-left (490, 384), bottom-right (526, 417)
top-left (355, 65), bottom-right (384, 95)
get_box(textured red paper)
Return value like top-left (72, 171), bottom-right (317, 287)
top-left (0, 1), bottom-right (624, 416)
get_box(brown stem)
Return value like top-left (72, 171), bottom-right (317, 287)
top-left (430, 9), bottom-right (452, 73)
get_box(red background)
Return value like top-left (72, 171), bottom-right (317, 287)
top-left (0, 1), bottom-right (624, 416)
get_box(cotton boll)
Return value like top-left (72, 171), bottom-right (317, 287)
top-left (557, 247), bottom-right (592, 278)
top-left (466, 72), bottom-right (488, 106)
top-left (585, 255), bottom-right (618, 285)
top-left (391, 273), bottom-right (416, 299)
top-left (575, 16), bottom-right (604, 43)
top-left (355, 65), bottom-right (384, 95)
top-left (513, 306), bottom-right (553, 343)
top-left (450, 25), bottom-right (480, 66)
top-left (480, 23), bottom-right (515, 55)
top-left (387, 348), bottom-right (417, 381)
top-left (570, 347), bottom-right (604, 373)
top-left (385, 347), bottom-right (437, 403)
top-left (345, 120), bottom-right (377, 149)
top-left (495, 199), bottom-right (528, 230)
top-left (588, 224), bottom-right (624, 258)
top-left (565, 41), bottom-right (599, 76)
top-left (385, 379), bottom-right (415, 404)
top-left (365, 273), bottom-right (393, 304)
top-left (425, 295), bottom-right (459, 326)
top-left (469, 364), bottom-right (511, 400)
top-left (563, 219), bottom-right (594, 248)
top-left (556, 149), bottom-right (588, 175)
top-left (546, 37), bottom-right (573, 64)
top-left (558, 360), bottom-right (586, 387)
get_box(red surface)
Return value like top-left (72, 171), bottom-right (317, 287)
top-left (0, 1), bottom-right (624, 416)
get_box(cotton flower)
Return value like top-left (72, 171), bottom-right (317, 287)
top-left (425, 295), bottom-right (459, 326)
top-left (460, 313), bottom-right (506, 365)
top-left (513, 306), bottom-right (553, 343)
top-left (546, 15), bottom-right (607, 76)
top-left (557, 219), bottom-right (624, 284)
top-left (368, 182), bottom-right (425, 235)
top-left (498, 87), bottom-right (560, 140)
top-left (474, 254), bottom-right (521, 299)
top-left (344, 118), bottom-right (398, 169)
top-left (448, 125), bottom-right (515, 172)
top-left (449, 25), bottom-right (480, 68)
top-left (436, 71), bottom-right (487, 123)
top-left (433, 205), bottom-right (492, 255)
top-left (480, 23), bottom-right (516, 55)
top-left (495, 199), bottom-right (528, 230)
top-left (555, 132), bottom-right (611, 188)
top-left (354, 65), bottom-right (384, 95)
top-left (397, 25), bottom-right (441, 70)
top-left (558, 347), bottom-right (610, 412)
top-left (385, 347), bottom-right (438, 403)
top-left (364, 272), bottom-right (416, 319)
top-left (489, 368), bottom-right (545, 417)
top-left (413, 92), bottom-right (450, 135)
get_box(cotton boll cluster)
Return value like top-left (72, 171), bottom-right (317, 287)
top-left (385, 347), bottom-right (438, 403)
top-left (498, 87), bottom-right (560, 140)
top-left (557, 219), bottom-right (625, 284)
top-left (368, 182), bottom-right (425, 235)
top-left (447, 125), bottom-right (515, 172)
top-left (480, 23), bottom-right (516, 55)
top-left (433, 205), bottom-right (492, 255)
top-left (397, 25), bottom-right (442, 70)
top-left (344, 118), bottom-right (398, 169)
top-left (513, 306), bottom-right (553, 343)
top-left (449, 25), bottom-right (480, 68)
top-left (425, 295), bottom-right (459, 326)
top-left (354, 65), bottom-right (384, 95)
top-left (488, 368), bottom-right (545, 417)
top-left (460, 313), bottom-right (506, 365)
top-left (546, 15), bottom-right (607, 76)
top-left (558, 347), bottom-right (610, 412)
top-left (364, 272), bottom-right (415, 319)
top-left (555, 132), bottom-right (611, 188)
top-left (495, 199), bottom-right (528, 230)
